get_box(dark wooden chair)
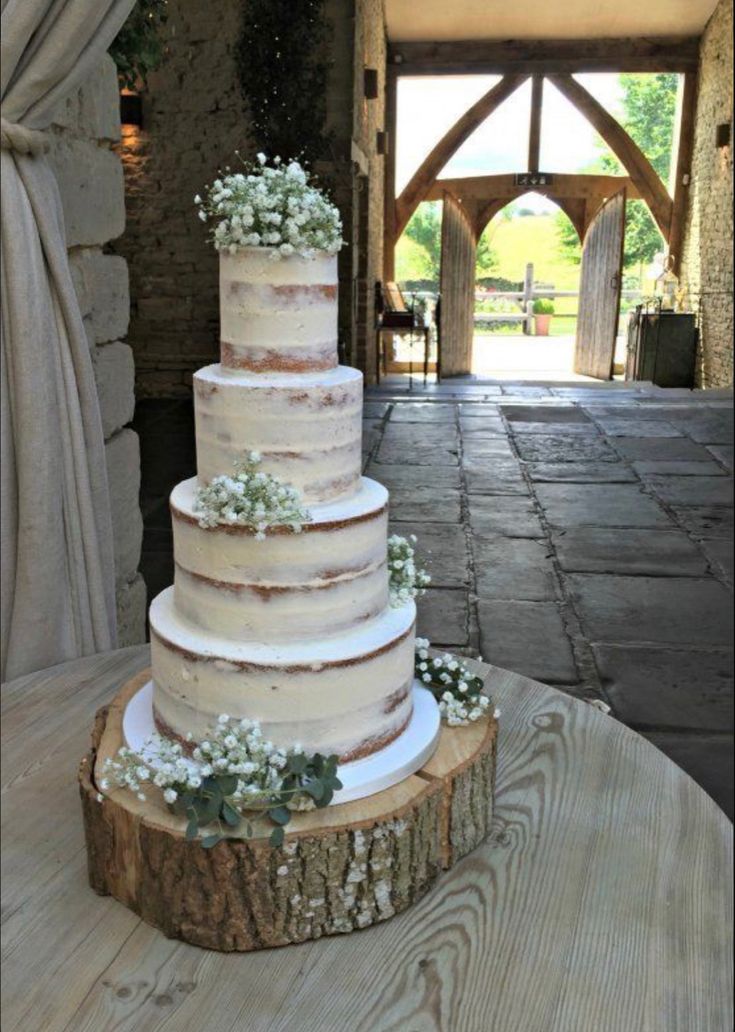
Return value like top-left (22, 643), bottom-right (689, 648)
top-left (375, 281), bottom-right (437, 385)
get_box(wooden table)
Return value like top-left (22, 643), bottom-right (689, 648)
top-left (3, 645), bottom-right (732, 1032)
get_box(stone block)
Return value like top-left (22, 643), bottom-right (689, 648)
top-left (509, 422), bottom-right (598, 435)
top-left (462, 437), bottom-right (515, 461)
top-left (388, 522), bottom-right (469, 587)
top-left (644, 474), bottom-right (733, 507)
top-left (50, 55), bottom-right (121, 141)
top-left (473, 537), bottom-right (557, 601)
top-left (553, 527), bottom-right (708, 577)
top-left (415, 589), bottom-right (468, 646)
top-left (611, 437), bottom-right (713, 462)
top-left (389, 403), bottom-right (457, 422)
top-left (116, 573), bottom-right (147, 647)
top-left (593, 644), bottom-right (733, 732)
top-left (642, 732), bottom-right (733, 819)
top-left (47, 137), bottom-right (125, 247)
top-left (566, 574), bottom-right (734, 647)
top-left (707, 445), bottom-right (734, 469)
top-left (469, 495), bottom-right (544, 538)
top-left (514, 434), bottom-right (618, 463)
top-left (671, 505), bottom-right (734, 539)
top-left (463, 459), bottom-right (528, 496)
top-left (105, 428), bottom-right (143, 585)
top-left (594, 418), bottom-right (682, 437)
top-left (94, 342), bottom-right (136, 439)
top-left (377, 423), bottom-right (459, 465)
top-left (69, 248), bottom-right (130, 343)
top-left (365, 462), bottom-right (460, 489)
top-left (700, 537), bottom-right (734, 583)
top-left (525, 463), bottom-right (637, 483)
top-left (534, 483), bottom-right (671, 528)
top-left (632, 460), bottom-right (726, 477)
top-left (503, 405), bottom-right (590, 424)
top-left (387, 486), bottom-right (462, 523)
top-left (477, 600), bottom-right (578, 683)
top-left (459, 417), bottom-right (506, 435)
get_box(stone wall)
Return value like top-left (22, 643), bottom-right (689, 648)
top-left (115, 0), bottom-right (387, 395)
top-left (48, 55), bottom-right (145, 645)
top-left (680, 0), bottom-right (734, 388)
top-left (115, 1), bottom-right (250, 397)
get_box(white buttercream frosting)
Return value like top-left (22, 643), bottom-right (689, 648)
top-left (170, 476), bottom-right (390, 641)
top-left (219, 250), bottom-right (338, 371)
top-left (194, 364), bottom-right (363, 503)
top-left (150, 589), bottom-right (416, 758)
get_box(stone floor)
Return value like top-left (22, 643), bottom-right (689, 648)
top-left (132, 379), bottom-right (734, 817)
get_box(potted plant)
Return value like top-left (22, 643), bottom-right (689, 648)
top-left (533, 298), bottom-right (555, 335)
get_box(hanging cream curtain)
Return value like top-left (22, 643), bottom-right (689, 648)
top-left (1, 0), bottom-right (135, 680)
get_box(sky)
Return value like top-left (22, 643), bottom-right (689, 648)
top-left (396, 73), bottom-right (625, 214)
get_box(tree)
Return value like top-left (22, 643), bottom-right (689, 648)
top-left (476, 228), bottom-right (498, 278)
top-left (555, 73), bottom-right (679, 277)
top-left (554, 210), bottom-right (582, 264)
top-left (403, 202), bottom-right (442, 281)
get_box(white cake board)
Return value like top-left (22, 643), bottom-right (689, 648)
top-left (122, 680), bottom-right (441, 806)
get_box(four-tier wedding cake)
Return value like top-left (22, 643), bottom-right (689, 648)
top-left (147, 202), bottom-right (437, 777)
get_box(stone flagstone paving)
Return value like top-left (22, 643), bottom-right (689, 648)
top-left (134, 380), bottom-right (734, 817)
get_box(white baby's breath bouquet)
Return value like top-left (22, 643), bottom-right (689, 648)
top-left (195, 153), bottom-right (343, 259)
top-left (194, 452), bottom-right (311, 539)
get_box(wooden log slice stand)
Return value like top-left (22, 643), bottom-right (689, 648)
top-left (79, 668), bottom-right (497, 952)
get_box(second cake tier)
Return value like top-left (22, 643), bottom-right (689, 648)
top-left (194, 364), bottom-right (363, 504)
top-left (170, 476), bottom-right (389, 642)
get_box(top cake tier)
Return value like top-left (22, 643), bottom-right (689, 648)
top-left (220, 250), bottom-right (338, 373)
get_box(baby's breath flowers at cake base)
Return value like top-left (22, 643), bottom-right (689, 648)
top-left (101, 715), bottom-right (342, 849)
top-left (415, 638), bottom-right (493, 726)
top-left (194, 451), bottom-right (311, 539)
top-left (388, 534), bottom-right (430, 607)
top-left (195, 153), bottom-right (343, 259)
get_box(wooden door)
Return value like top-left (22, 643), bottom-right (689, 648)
top-left (439, 192), bottom-right (476, 376)
top-left (574, 188), bottom-right (626, 379)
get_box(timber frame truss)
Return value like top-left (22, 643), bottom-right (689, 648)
top-left (383, 37), bottom-right (699, 275)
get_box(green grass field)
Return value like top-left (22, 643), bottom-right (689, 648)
top-left (481, 213), bottom-right (581, 316)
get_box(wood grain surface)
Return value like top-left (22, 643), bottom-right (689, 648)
top-left (2, 645), bottom-right (732, 1032)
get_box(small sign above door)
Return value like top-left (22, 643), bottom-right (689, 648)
top-left (514, 172), bottom-right (555, 187)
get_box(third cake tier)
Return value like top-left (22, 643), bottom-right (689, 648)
top-left (169, 476), bottom-right (389, 641)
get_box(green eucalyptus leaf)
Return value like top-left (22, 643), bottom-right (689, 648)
top-left (201, 834), bottom-right (222, 849)
top-left (222, 801), bottom-right (241, 828)
top-left (304, 779), bottom-right (324, 801)
top-left (317, 787), bottom-right (334, 809)
top-left (269, 826), bottom-right (285, 848)
top-left (287, 754), bottom-right (307, 775)
top-left (268, 805), bottom-right (291, 826)
top-left (217, 774), bottom-right (238, 796)
top-left (185, 816), bottom-right (199, 841)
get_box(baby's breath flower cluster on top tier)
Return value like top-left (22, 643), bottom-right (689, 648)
top-left (195, 153), bottom-right (343, 258)
top-left (415, 639), bottom-right (493, 725)
top-left (388, 534), bottom-right (431, 607)
top-left (194, 452), bottom-right (311, 538)
top-left (101, 715), bottom-right (342, 848)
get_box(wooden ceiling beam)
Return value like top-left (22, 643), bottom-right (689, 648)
top-left (528, 75), bottom-right (543, 172)
top-left (426, 172), bottom-right (641, 202)
top-left (668, 71), bottom-right (698, 275)
top-left (388, 36), bottom-right (700, 75)
top-left (547, 73), bottom-right (673, 239)
top-left (394, 73), bottom-right (528, 238)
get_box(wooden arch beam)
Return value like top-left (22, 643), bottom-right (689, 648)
top-left (394, 74), bottom-right (527, 239)
top-left (547, 73), bottom-right (672, 241)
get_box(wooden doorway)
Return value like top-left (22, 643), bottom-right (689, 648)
top-left (574, 188), bottom-right (626, 379)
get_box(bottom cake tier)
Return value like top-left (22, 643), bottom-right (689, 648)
top-left (149, 589), bottom-right (417, 761)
